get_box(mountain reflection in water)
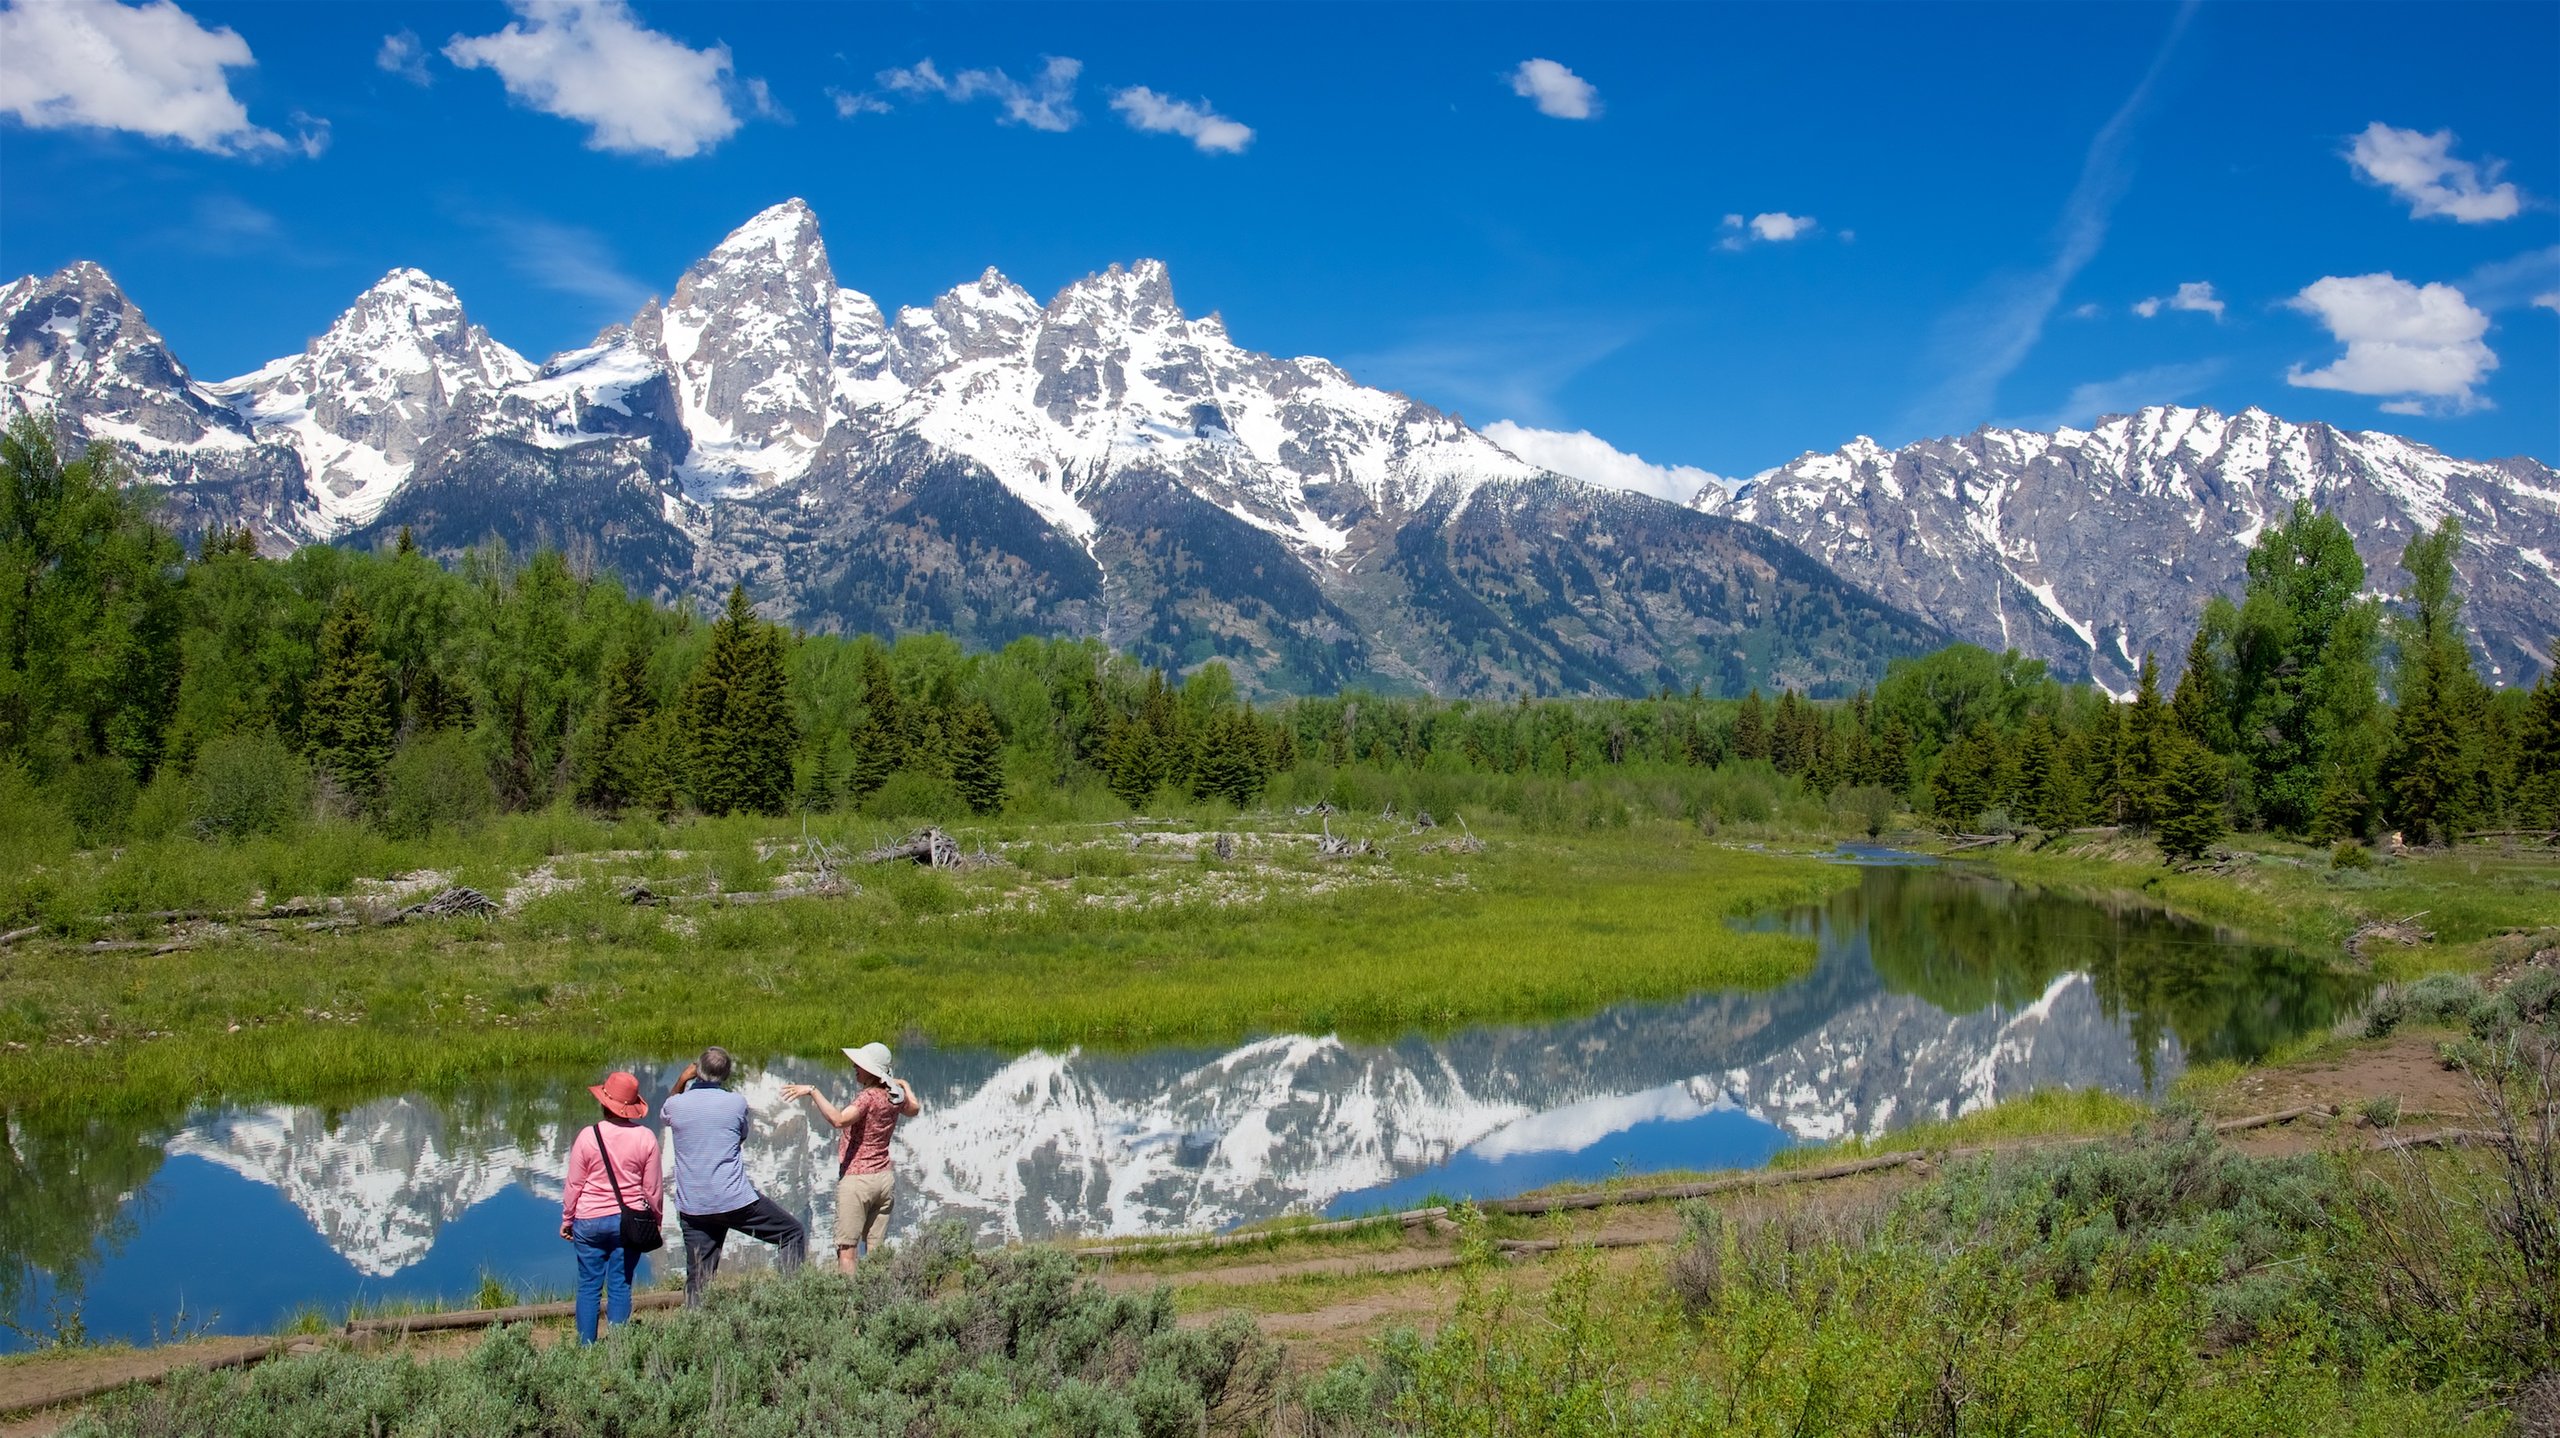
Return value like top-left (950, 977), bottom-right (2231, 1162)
top-left (1, 864), bottom-right (2365, 1349)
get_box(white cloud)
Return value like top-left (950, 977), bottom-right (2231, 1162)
top-left (1108, 86), bottom-right (1251, 153)
top-left (445, 0), bottom-right (746, 159)
top-left (2347, 122), bottom-right (2523, 223)
top-left (377, 29), bottom-right (430, 85)
top-left (1750, 212), bottom-right (1813, 242)
top-left (468, 213), bottom-right (649, 312)
top-left (1508, 58), bottom-right (1597, 119)
top-left (2133, 280), bottom-right (2222, 320)
top-left (2285, 272), bottom-right (2496, 413)
top-left (0, 0), bottom-right (290, 155)
top-left (2536, 292), bottom-right (2560, 314)
top-left (1483, 421), bottom-right (1726, 505)
top-left (2065, 301), bottom-right (2104, 320)
top-left (2458, 245), bottom-right (2560, 312)
top-left (874, 56), bottom-right (1080, 132)
top-left (1717, 211), bottom-right (1818, 251)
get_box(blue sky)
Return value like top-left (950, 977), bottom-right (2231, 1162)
top-left (2, 0), bottom-right (2554, 491)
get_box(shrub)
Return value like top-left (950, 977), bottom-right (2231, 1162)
top-left (865, 771), bottom-right (967, 823)
top-left (56, 758), bottom-right (138, 846)
top-left (187, 732), bottom-right (308, 841)
top-left (67, 1224), bottom-right (1280, 1437)
top-left (2330, 839), bottom-right (2374, 870)
top-left (381, 732), bottom-right (495, 840)
top-left (2363, 973), bottom-right (2485, 1038)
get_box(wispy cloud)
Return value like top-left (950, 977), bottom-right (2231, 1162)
top-left (869, 56), bottom-right (1081, 132)
top-left (377, 29), bottom-right (431, 86)
top-left (2346, 122), bottom-right (2525, 223)
top-left (2033, 359), bottom-right (2226, 430)
top-left (2458, 244), bottom-right (2560, 312)
top-left (457, 211), bottom-right (652, 316)
top-left (1348, 313), bottom-right (1641, 427)
top-left (1109, 86), bottom-right (1251, 153)
top-left (1903, 1), bottom-right (2196, 435)
top-left (1508, 58), bottom-right (1598, 120)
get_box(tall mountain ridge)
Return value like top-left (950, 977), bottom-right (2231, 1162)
top-left (7, 197), bottom-right (2554, 695)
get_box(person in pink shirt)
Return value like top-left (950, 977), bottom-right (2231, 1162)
top-left (783, 1041), bottom-right (919, 1274)
top-left (560, 1070), bottom-right (663, 1343)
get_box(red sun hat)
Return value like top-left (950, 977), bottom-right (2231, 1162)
top-left (589, 1071), bottom-right (648, 1120)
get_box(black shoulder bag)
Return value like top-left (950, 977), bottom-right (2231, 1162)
top-left (590, 1124), bottom-right (666, 1253)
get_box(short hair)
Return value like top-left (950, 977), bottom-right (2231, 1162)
top-left (699, 1046), bottom-right (733, 1083)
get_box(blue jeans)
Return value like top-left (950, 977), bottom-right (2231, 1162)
top-left (571, 1215), bottom-right (639, 1343)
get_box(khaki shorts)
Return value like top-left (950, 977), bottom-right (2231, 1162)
top-left (834, 1169), bottom-right (894, 1248)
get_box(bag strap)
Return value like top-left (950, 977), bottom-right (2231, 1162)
top-left (593, 1123), bottom-right (644, 1214)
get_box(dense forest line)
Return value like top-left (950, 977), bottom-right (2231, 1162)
top-left (5, 416), bottom-right (2557, 861)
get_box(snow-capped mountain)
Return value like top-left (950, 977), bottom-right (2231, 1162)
top-left (2, 199), bottom-right (1931, 697)
top-left (1714, 406), bottom-right (2560, 691)
top-left (10, 200), bottom-right (2554, 694)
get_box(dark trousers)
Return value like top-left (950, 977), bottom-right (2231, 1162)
top-left (679, 1195), bottom-right (806, 1306)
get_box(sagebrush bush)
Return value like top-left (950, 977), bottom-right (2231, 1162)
top-left (66, 1223), bottom-right (1278, 1438)
top-left (188, 731), bottom-right (308, 841)
top-left (380, 732), bottom-right (495, 840)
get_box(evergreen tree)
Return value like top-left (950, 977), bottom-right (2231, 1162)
top-left (2382, 518), bottom-right (2484, 846)
top-left (576, 644), bottom-right (656, 811)
top-left (2170, 606), bottom-right (2236, 754)
top-left (2013, 712), bottom-right (2072, 830)
top-left (304, 592), bottom-right (395, 803)
top-left (681, 585), bottom-right (797, 817)
top-left (2117, 653), bottom-right (2172, 827)
top-left (1733, 689), bottom-right (1770, 761)
top-left (2517, 654), bottom-right (2560, 826)
top-left (1771, 690), bottom-right (1809, 775)
top-left (2157, 738), bottom-right (2227, 864)
top-left (1103, 713), bottom-right (1163, 810)
top-left (1928, 726), bottom-right (2005, 831)
top-left (496, 683), bottom-right (537, 811)
top-left (947, 702), bottom-right (1007, 815)
top-left (798, 734), bottom-right (843, 814)
top-left (1871, 717), bottom-right (1914, 797)
top-left (1189, 707), bottom-right (1269, 808)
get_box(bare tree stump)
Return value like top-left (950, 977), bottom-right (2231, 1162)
top-left (865, 827), bottom-right (959, 869)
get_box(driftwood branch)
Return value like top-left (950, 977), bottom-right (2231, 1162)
top-left (865, 827), bottom-right (959, 869)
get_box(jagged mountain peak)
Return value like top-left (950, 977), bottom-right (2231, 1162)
top-left (1730, 402), bottom-right (2559, 691)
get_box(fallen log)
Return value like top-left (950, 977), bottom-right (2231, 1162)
top-left (390, 887), bottom-right (500, 922)
top-left (865, 827), bottom-right (959, 869)
top-left (0, 925), bottom-right (44, 947)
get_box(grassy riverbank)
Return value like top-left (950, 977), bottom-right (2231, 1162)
top-left (3, 814), bottom-right (1847, 1114)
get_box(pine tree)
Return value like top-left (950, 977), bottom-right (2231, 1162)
top-left (394, 525), bottom-right (419, 557)
top-left (1189, 707), bottom-right (1268, 807)
top-left (2383, 518), bottom-right (2485, 846)
top-left (948, 702), bottom-right (1007, 814)
top-left (305, 592), bottom-right (395, 803)
top-left (799, 735), bottom-right (844, 814)
top-left (1871, 717), bottom-right (1913, 797)
top-left (2117, 654), bottom-right (2172, 828)
top-left (1734, 689), bottom-right (1770, 762)
top-left (1103, 713), bottom-right (1161, 810)
top-left (1771, 690), bottom-right (1808, 774)
top-left (496, 683), bottom-right (537, 811)
top-left (2013, 713), bottom-right (2065, 830)
top-left (1928, 726), bottom-right (2004, 832)
top-left (681, 585), bottom-right (797, 817)
top-left (2169, 612), bottom-right (2235, 754)
top-left (2157, 738), bottom-right (2227, 864)
top-left (577, 644), bottom-right (656, 810)
top-left (2517, 654), bottom-right (2560, 826)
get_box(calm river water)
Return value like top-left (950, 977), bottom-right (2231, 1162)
top-left (2, 857), bottom-right (2366, 1351)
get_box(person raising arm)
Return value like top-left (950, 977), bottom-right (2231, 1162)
top-left (783, 1041), bottom-right (917, 1274)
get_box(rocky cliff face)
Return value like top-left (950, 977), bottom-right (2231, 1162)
top-left (1715, 406), bottom-right (2560, 690)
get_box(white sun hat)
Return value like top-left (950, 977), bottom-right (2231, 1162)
top-left (842, 1042), bottom-right (895, 1081)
